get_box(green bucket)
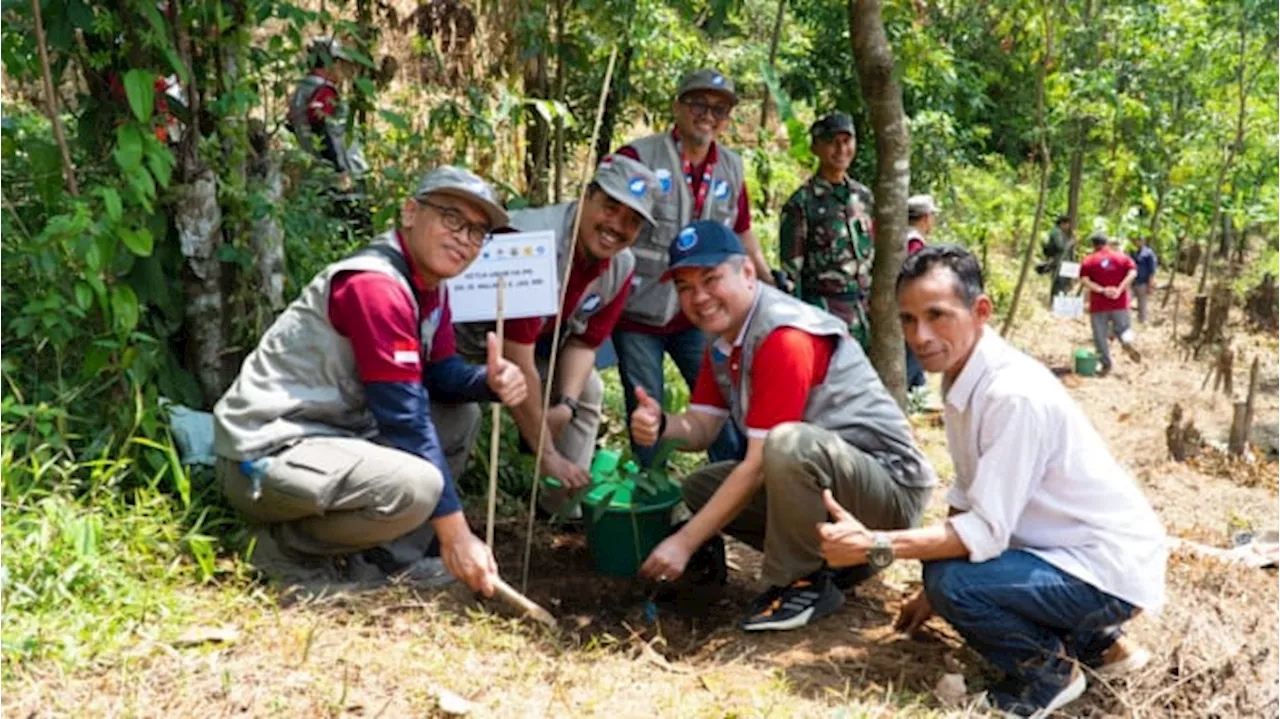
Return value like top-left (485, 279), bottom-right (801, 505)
top-left (580, 453), bottom-right (680, 577)
top-left (1074, 347), bottom-right (1099, 377)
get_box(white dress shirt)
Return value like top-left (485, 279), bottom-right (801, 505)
top-left (944, 331), bottom-right (1167, 611)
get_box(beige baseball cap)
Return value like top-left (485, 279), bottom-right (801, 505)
top-left (414, 166), bottom-right (508, 229)
top-left (592, 154), bottom-right (660, 226)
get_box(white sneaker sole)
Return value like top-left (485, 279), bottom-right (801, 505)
top-left (1025, 671), bottom-right (1087, 719)
top-left (742, 606), bottom-right (816, 631)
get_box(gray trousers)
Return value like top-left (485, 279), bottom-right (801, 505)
top-left (441, 357), bottom-right (604, 474)
top-left (219, 401), bottom-right (480, 563)
top-left (1090, 309), bottom-right (1134, 369)
top-left (681, 422), bottom-right (931, 587)
top-left (1132, 282), bottom-right (1150, 323)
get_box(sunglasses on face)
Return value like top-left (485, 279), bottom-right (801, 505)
top-left (681, 98), bottom-right (733, 120)
top-left (418, 199), bottom-right (491, 249)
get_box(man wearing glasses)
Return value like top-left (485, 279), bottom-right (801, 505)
top-left (614, 68), bottom-right (771, 467)
top-left (214, 167), bottom-right (527, 597)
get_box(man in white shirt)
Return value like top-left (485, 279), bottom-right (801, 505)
top-left (815, 244), bottom-right (1166, 718)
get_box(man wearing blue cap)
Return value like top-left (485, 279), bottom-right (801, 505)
top-left (629, 220), bottom-right (936, 631)
top-left (215, 167), bottom-right (527, 595)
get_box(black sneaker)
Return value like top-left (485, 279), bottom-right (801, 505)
top-left (741, 570), bottom-right (844, 631)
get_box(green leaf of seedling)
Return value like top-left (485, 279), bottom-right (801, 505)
top-left (590, 487), bottom-right (618, 524)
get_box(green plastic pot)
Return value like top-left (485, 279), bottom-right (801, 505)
top-left (580, 460), bottom-right (681, 577)
top-left (1074, 347), bottom-right (1099, 377)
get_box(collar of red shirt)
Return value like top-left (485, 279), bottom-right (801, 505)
top-left (572, 242), bottom-right (611, 276)
top-left (311, 67), bottom-right (336, 83)
top-left (712, 285), bottom-right (764, 356)
top-left (670, 126), bottom-right (719, 167)
top-left (394, 229), bottom-right (429, 293)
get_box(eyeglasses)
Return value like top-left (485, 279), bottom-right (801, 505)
top-left (418, 199), bottom-right (491, 248)
top-left (680, 98), bottom-right (733, 120)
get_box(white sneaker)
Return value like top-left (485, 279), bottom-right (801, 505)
top-left (977, 665), bottom-right (1087, 719)
top-left (1095, 637), bottom-right (1152, 677)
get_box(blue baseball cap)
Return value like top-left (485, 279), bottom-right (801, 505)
top-left (661, 220), bottom-right (745, 281)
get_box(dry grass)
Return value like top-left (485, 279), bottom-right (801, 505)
top-left (5, 275), bottom-right (1277, 718)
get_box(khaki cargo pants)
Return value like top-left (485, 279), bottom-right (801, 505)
top-left (682, 422), bottom-right (932, 587)
top-left (218, 401), bottom-right (480, 563)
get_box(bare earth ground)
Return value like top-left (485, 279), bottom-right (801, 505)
top-left (6, 281), bottom-right (1278, 718)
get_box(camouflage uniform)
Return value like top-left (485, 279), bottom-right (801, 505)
top-left (779, 175), bottom-right (876, 348)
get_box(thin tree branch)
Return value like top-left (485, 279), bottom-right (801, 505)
top-left (30, 0), bottom-right (78, 196)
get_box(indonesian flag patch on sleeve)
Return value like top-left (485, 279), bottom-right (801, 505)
top-left (391, 340), bottom-right (421, 367)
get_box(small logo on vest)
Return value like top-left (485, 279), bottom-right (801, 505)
top-left (628, 177), bottom-right (647, 197)
top-left (580, 293), bottom-right (602, 313)
top-left (711, 73), bottom-right (725, 87)
top-left (655, 168), bottom-right (673, 194)
top-left (676, 226), bottom-right (698, 251)
top-left (713, 179), bottom-right (730, 199)
top-left (1101, 258), bottom-right (1111, 270)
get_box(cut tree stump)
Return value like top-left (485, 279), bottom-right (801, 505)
top-left (1166, 403), bottom-right (1204, 462)
top-left (1245, 272), bottom-right (1278, 331)
top-left (1205, 282), bottom-right (1233, 346)
top-left (1230, 356), bottom-right (1262, 457)
top-left (1188, 294), bottom-right (1208, 343)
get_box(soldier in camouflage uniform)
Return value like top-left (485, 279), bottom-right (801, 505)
top-left (778, 112), bottom-right (876, 349)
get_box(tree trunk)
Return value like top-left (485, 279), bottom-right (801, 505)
top-left (551, 0), bottom-right (567, 202)
top-left (249, 124), bottom-right (285, 315)
top-left (595, 42), bottom-right (634, 164)
top-left (523, 39), bottom-right (550, 205)
top-left (1198, 12), bottom-right (1250, 290)
top-left (756, 0), bottom-right (787, 214)
top-left (848, 0), bottom-right (910, 408)
top-left (1160, 233), bottom-right (1183, 309)
top-left (759, 0), bottom-right (786, 131)
top-left (31, 0), bottom-right (77, 195)
top-left (1065, 142), bottom-right (1083, 235)
top-left (177, 169), bottom-right (226, 406)
top-left (1001, 1), bottom-right (1052, 339)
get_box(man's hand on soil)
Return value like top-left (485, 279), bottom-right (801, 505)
top-left (640, 534), bottom-right (693, 583)
top-left (894, 590), bottom-right (934, 636)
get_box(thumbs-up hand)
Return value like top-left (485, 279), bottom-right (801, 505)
top-left (630, 386), bottom-right (664, 447)
top-left (816, 489), bottom-right (873, 568)
top-left (485, 332), bottom-right (528, 407)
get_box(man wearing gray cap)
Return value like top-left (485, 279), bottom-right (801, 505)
top-left (906, 194), bottom-right (937, 255)
top-left (779, 111), bottom-right (877, 350)
top-left (450, 155), bottom-right (657, 505)
top-left (613, 68), bottom-right (769, 467)
top-left (214, 167), bottom-right (527, 596)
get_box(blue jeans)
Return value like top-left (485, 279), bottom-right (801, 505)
top-left (924, 550), bottom-right (1135, 709)
top-left (613, 326), bottom-right (746, 467)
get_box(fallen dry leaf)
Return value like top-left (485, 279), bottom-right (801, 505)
top-left (172, 626), bottom-right (240, 648)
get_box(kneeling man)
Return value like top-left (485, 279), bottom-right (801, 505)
top-left (214, 167), bottom-right (527, 595)
top-left (631, 220), bottom-right (936, 631)
top-left (818, 244), bottom-right (1166, 718)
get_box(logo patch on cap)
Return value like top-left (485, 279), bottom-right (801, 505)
top-left (713, 179), bottom-right (730, 199)
top-left (580, 293), bottom-right (602, 313)
top-left (711, 73), bottom-right (724, 86)
top-left (675, 226), bottom-right (698, 251)
top-left (628, 177), bottom-right (647, 196)
top-left (655, 169), bottom-right (672, 194)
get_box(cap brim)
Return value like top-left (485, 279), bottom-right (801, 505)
top-left (678, 85), bottom-right (738, 105)
top-left (420, 187), bottom-right (509, 230)
top-left (660, 252), bottom-right (738, 281)
top-left (601, 186), bottom-right (657, 228)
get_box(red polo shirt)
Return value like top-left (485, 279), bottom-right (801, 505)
top-left (689, 327), bottom-right (834, 439)
top-left (328, 232), bottom-right (457, 382)
top-left (304, 69), bottom-right (339, 124)
top-left (1080, 248), bottom-right (1136, 313)
top-left (615, 134), bottom-right (752, 336)
top-left (504, 250), bottom-right (633, 348)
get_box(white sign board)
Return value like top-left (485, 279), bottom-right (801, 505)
top-left (447, 231), bottom-right (560, 323)
top-left (1058, 261), bottom-right (1081, 279)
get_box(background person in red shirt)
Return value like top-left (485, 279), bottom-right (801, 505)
top-left (629, 221), bottom-right (935, 632)
top-left (1078, 232), bottom-right (1142, 375)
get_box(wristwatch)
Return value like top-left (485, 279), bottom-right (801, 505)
top-left (868, 533), bottom-right (895, 570)
top-left (555, 394), bottom-right (581, 419)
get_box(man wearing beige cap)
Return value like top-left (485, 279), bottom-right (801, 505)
top-left (906, 194), bottom-right (937, 255)
top-left (452, 155), bottom-right (658, 508)
top-left (614, 68), bottom-right (769, 467)
top-left (214, 167), bottom-right (527, 595)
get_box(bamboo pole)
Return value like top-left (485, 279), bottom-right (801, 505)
top-left (485, 277), bottom-right (506, 548)
top-left (520, 48), bottom-right (618, 593)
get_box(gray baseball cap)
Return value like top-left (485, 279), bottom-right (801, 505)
top-left (414, 166), bottom-right (509, 229)
top-left (311, 36), bottom-right (354, 63)
top-left (907, 194), bottom-right (938, 219)
top-left (676, 68), bottom-right (737, 104)
top-left (592, 154), bottom-right (659, 227)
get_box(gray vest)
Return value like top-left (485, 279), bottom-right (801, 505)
top-left (455, 202), bottom-right (635, 360)
top-left (214, 230), bottom-right (445, 460)
top-left (287, 74), bottom-right (368, 176)
top-left (711, 285), bottom-right (937, 489)
top-left (624, 132), bottom-right (746, 326)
